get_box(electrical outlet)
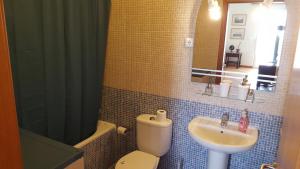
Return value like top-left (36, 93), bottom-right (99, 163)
top-left (184, 38), bottom-right (194, 48)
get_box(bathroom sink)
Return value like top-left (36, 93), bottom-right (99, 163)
top-left (188, 116), bottom-right (258, 154)
top-left (188, 116), bottom-right (259, 169)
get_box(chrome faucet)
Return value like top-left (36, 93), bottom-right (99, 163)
top-left (220, 113), bottom-right (229, 128)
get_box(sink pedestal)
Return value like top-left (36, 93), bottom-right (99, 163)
top-left (208, 150), bottom-right (229, 169)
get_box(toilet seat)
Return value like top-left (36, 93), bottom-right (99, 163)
top-left (115, 150), bottom-right (159, 169)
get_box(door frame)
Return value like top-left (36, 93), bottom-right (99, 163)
top-left (0, 0), bottom-right (23, 168)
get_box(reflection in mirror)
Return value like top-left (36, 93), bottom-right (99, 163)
top-left (192, 1), bottom-right (287, 93)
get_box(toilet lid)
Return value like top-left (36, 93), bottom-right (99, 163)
top-left (115, 151), bottom-right (159, 169)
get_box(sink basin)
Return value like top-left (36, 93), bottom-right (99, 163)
top-left (188, 116), bottom-right (258, 153)
top-left (188, 116), bottom-right (259, 169)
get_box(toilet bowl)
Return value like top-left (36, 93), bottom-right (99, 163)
top-left (115, 114), bottom-right (172, 169)
top-left (115, 151), bottom-right (159, 169)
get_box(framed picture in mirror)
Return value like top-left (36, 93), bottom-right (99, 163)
top-left (230, 28), bottom-right (245, 40)
top-left (232, 14), bottom-right (247, 26)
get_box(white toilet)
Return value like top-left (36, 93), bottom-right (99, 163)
top-left (115, 114), bottom-right (173, 169)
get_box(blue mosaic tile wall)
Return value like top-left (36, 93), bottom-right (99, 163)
top-left (100, 87), bottom-right (283, 169)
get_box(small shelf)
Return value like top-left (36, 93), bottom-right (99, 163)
top-left (198, 86), bottom-right (265, 104)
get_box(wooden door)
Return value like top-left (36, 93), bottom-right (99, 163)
top-left (278, 29), bottom-right (300, 169)
top-left (0, 0), bottom-right (23, 168)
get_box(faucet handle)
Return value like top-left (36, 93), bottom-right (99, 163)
top-left (221, 113), bottom-right (229, 120)
top-left (221, 113), bottom-right (229, 128)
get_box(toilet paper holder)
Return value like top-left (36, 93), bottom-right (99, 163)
top-left (117, 126), bottom-right (130, 135)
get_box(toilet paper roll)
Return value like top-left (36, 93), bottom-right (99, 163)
top-left (156, 110), bottom-right (167, 122)
top-left (117, 126), bottom-right (128, 135)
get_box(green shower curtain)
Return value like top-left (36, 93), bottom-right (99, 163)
top-left (4, 0), bottom-right (109, 145)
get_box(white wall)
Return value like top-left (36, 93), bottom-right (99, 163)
top-left (225, 3), bottom-right (257, 67)
top-left (225, 3), bottom-right (286, 67)
top-left (294, 28), bottom-right (300, 69)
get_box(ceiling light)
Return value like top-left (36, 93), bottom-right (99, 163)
top-left (208, 0), bottom-right (221, 20)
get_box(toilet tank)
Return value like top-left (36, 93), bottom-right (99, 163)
top-left (136, 114), bottom-right (172, 157)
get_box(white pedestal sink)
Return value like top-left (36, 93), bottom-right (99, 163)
top-left (188, 116), bottom-right (258, 169)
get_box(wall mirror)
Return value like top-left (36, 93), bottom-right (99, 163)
top-left (191, 0), bottom-right (287, 95)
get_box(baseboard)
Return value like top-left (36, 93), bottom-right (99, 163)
top-left (240, 65), bottom-right (254, 68)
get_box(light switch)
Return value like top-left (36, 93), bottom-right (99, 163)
top-left (184, 38), bottom-right (194, 48)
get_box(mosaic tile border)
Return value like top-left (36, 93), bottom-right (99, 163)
top-left (100, 86), bottom-right (282, 169)
top-left (80, 131), bottom-right (115, 169)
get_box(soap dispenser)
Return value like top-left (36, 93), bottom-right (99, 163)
top-left (241, 75), bottom-right (249, 86)
top-left (239, 109), bottom-right (249, 133)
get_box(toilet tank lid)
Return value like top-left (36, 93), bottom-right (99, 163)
top-left (137, 114), bottom-right (172, 127)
